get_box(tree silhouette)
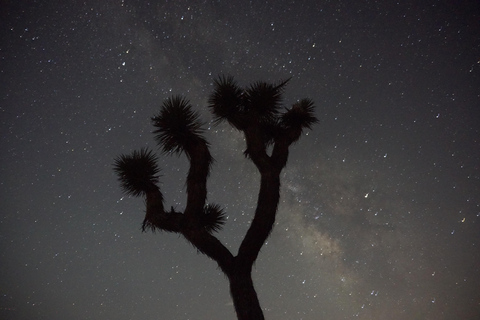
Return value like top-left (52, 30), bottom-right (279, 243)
top-left (113, 75), bottom-right (317, 320)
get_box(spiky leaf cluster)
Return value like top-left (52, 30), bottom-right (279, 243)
top-left (113, 148), bottom-right (160, 197)
top-left (281, 98), bottom-right (318, 133)
top-left (201, 203), bottom-right (226, 233)
top-left (243, 79), bottom-right (289, 123)
top-left (208, 76), bottom-right (290, 130)
top-left (208, 75), bottom-right (244, 129)
top-left (208, 76), bottom-right (318, 148)
top-left (152, 95), bottom-right (206, 155)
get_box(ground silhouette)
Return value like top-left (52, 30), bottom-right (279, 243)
top-left (114, 75), bottom-right (317, 319)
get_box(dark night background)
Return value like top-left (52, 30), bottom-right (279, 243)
top-left (1, 1), bottom-right (479, 319)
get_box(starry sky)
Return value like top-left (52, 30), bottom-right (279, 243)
top-left (1, 1), bottom-right (479, 319)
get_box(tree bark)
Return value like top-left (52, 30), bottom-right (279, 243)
top-left (228, 265), bottom-right (265, 320)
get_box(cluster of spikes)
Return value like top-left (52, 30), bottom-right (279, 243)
top-left (151, 95), bottom-right (207, 156)
top-left (208, 75), bottom-right (317, 146)
top-left (139, 202), bottom-right (227, 234)
top-left (113, 75), bottom-right (317, 234)
top-left (113, 148), bottom-right (160, 197)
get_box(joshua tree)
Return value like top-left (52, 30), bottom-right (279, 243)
top-left (113, 75), bottom-right (317, 320)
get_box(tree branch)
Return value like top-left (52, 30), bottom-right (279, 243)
top-left (184, 140), bottom-right (213, 223)
top-left (243, 126), bottom-right (271, 172)
top-left (237, 169), bottom-right (280, 267)
top-left (236, 115), bottom-right (312, 266)
top-left (182, 228), bottom-right (235, 275)
top-left (181, 133), bottom-right (234, 273)
top-left (143, 189), bottom-right (234, 273)
top-left (143, 190), bottom-right (184, 233)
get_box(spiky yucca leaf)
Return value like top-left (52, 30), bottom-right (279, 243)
top-left (281, 98), bottom-right (318, 131)
top-left (208, 75), bottom-right (245, 129)
top-left (201, 203), bottom-right (226, 233)
top-left (243, 78), bottom-right (289, 123)
top-left (113, 148), bottom-right (160, 197)
top-left (152, 95), bottom-right (206, 155)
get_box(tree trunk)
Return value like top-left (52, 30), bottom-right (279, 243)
top-left (228, 268), bottom-right (265, 320)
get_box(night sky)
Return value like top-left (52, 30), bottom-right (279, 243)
top-left (1, 1), bottom-right (479, 319)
